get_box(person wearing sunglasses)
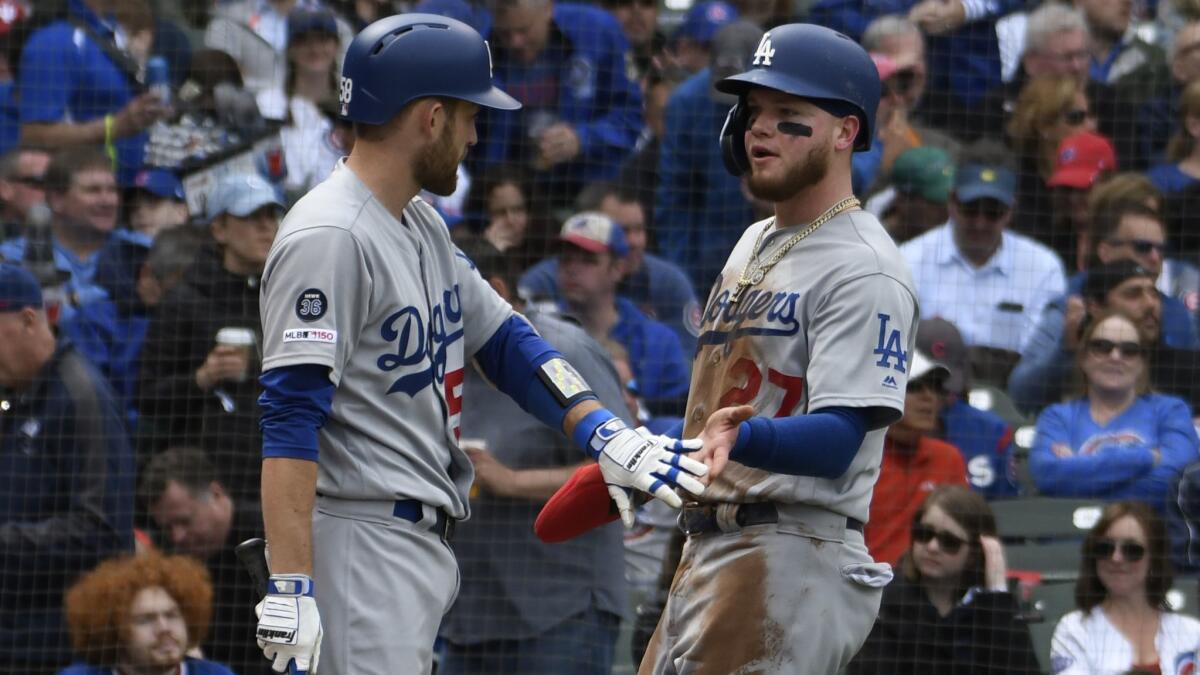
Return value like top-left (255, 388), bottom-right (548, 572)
top-left (1050, 501), bottom-right (1200, 674)
top-left (865, 350), bottom-right (968, 566)
top-left (900, 144), bottom-right (1067, 365)
top-left (1010, 205), bottom-right (1200, 413)
top-left (0, 147), bottom-right (50, 240)
top-left (1029, 310), bottom-right (1200, 509)
top-left (850, 485), bottom-right (1041, 675)
top-left (1006, 75), bottom-right (1096, 242)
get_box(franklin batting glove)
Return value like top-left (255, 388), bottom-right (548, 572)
top-left (590, 419), bottom-right (708, 526)
top-left (256, 574), bottom-right (322, 674)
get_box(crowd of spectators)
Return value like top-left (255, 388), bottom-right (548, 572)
top-left (8, 0), bottom-right (1200, 671)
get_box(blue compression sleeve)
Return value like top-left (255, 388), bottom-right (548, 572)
top-left (729, 407), bottom-right (868, 478)
top-left (475, 314), bottom-right (599, 432)
top-left (259, 364), bottom-right (335, 462)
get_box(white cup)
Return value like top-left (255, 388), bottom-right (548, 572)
top-left (215, 327), bottom-right (257, 383)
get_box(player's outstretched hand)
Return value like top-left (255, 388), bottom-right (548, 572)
top-left (698, 405), bottom-right (756, 480)
top-left (256, 574), bottom-right (322, 674)
top-left (589, 419), bottom-right (708, 527)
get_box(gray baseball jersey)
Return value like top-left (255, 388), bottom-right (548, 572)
top-left (641, 208), bottom-right (917, 675)
top-left (260, 161), bottom-right (513, 519)
top-left (685, 209), bottom-right (919, 522)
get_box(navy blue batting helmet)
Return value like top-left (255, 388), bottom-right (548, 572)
top-left (716, 23), bottom-right (880, 175)
top-left (339, 13), bottom-right (520, 124)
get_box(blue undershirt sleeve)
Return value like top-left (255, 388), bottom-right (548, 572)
top-left (475, 314), bottom-right (600, 433)
top-left (259, 364), bottom-right (335, 462)
top-left (728, 407), bottom-right (869, 478)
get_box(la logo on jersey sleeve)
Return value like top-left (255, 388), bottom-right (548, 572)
top-left (873, 313), bottom-right (907, 390)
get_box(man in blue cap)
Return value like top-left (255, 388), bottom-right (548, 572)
top-left (669, 0), bottom-right (738, 74)
top-left (137, 173), bottom-right (283, 502)
top-left (900, 143), bottom-right (1066, 379)
top-left (0, 263), bottom-right (134, 673)
top-left (127, 168), bottom-right (188, 241)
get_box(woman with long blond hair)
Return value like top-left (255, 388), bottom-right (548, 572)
top-left (1147, 80), bottom-right (1200, 196)
top-left (1007, 75), bottom-right (1097, 245)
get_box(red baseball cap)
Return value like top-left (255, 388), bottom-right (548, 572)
top-left (1047, 131), bottom-right (1117, 189)
top-left (870, 52), bottom-right (899, 81)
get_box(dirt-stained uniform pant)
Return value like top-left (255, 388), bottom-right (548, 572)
top-left (639, 506), bottom-right (891, 675)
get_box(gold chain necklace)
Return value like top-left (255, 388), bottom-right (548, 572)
top-left (729, 196), bottom-right (860, 305)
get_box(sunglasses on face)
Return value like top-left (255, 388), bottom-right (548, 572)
top-left (1094, 538), bottom-right (1147, 562)
top-left (1062, 108), bottom-right (1090, 126)
top-left (8, 174), bottom-right (42, 187)
top-left (911, 522), bottom-right (967, 554)
top-left (1106, 238), bottom-right (1166, 256)
top-left (906, 379), bottom-right (942, 394)
top-left (883, 69), bottom-right (918, 98)
top-left (1086, 338), bottom-right (1145, 359)
top-left (957, 200), bottom-right (1009, 220)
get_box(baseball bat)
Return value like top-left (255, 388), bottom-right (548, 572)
top-left (236, 538), bottom-right (305, 675)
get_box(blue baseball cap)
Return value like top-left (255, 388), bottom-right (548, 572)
top-left (132, 169), bottom-right (185, 201)
top-left (206, 173), bottom-right (284, 222)
top-left (413, 0), bottom-right (492, 37)
top-left (0, 263), bottom-right (43, 312)
top-left (953, 163), bottom-right (1017, 207)
top-left (674, 1), bottom-right (737, 46)
top-left (559, 212), bottom-right (629, 258)
top-left (288, 8), bottom-right (339, 42)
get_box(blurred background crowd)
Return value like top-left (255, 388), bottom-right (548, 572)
top-left (7, 0), bottom-right (1200, 671)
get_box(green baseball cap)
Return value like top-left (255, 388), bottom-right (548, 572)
top-left (891, 146), bottom-right (955, 204)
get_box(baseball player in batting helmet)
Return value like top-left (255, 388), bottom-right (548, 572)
top-left (536, 23), bottom-right (920, 675)
top-left (254, 13), bottom-right (710, 675)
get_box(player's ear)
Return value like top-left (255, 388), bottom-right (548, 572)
top-left (833, 115), bottom-right (860, 152)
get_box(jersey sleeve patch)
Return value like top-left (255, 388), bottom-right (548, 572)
top-left (295, 288), bottom-right (328, 322)
top-left (283, 328), bottom-right (338, 344)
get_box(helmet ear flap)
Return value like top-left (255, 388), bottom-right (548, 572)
top-left (720, 100), bottom-right (751, 177)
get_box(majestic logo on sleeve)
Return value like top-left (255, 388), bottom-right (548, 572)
top-left (377, 285), bottom-right (465, 398)
top-left (873, 313), bottom-right (908, 373)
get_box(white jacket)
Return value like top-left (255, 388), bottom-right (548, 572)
top-left (1050, 607), bottom-right (1200, 674)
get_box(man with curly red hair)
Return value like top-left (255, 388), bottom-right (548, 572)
top-left (59, 553), bottom-right (235, 675)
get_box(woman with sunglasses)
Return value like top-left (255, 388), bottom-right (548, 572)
top-left (1029, 311), bottom-right (1199, 508)
top-left (1006, 75), bottom-right (1096, 242)
top-left (1049, 501), bottom-right (1200, 673)
top-left (849, 485), bottom-right (1041, 674)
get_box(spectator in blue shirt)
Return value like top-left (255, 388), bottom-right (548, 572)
top-left (519, 181), bottom-right (699, 353)
top-left (0, 148), bottom-right (123, 320)
top-left (555, 211), bottom-right (689, 415)
top-left (1147, 80), bottom-right (1200, 197)
top-left (0, 146), bottom-right (51, 240)
top-left (655, 19), bottom-right (760, 293)
top-left (667, 1), bottom-right (738, 75)
top-left (0, 263), bottom-right (134, 671)
top-left (1030, 310), bottom-right (1199, 511)
top-left (478, 0), bottom-right (642, 208)
top-left (18, 0), bottom-right (171, 185)
top-left (918, 317), bottom-right (1021, 499)
top-left (59, 553), bottom-right (234, 675)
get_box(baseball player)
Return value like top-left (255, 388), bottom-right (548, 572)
top-left (536, 23), bottom-right (920, 674)
top-left (251, 15), bottom-right (709, 675)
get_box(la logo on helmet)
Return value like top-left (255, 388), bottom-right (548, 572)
top-left (753, 33), bottom-right (775, 66)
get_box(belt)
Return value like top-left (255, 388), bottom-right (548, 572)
top-left (678, 501), bottom-right (864, 537)
top-left (393, 499), bottom-right (456, 542)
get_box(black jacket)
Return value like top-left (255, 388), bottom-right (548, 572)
top-left (847, 575), bottom-right (1041, 675)
top-left (137, 243), bottom-right (263, 500)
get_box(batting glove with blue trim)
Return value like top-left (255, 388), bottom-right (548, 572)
top-left (588, 418), bottom-right (708, 526)
top-left (256, 574), bottom-right (322, 674)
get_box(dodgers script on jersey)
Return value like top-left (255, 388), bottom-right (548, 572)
top-left (685, 210), bottom-right (919, 522)
top-left (260, 162), bottom-right (512, 518)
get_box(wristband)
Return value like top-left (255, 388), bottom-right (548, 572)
top-left (267, 574), bottom-right (315, 597)
top-left (572, 409), bottom-right (623, 459)
top-left (103, 114), bottom-right (117, 168)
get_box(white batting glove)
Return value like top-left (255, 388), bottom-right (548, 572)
top-left (256, 574), bottom-right (322, 674)
top-left (587, 418), bottom-right (708, 526)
